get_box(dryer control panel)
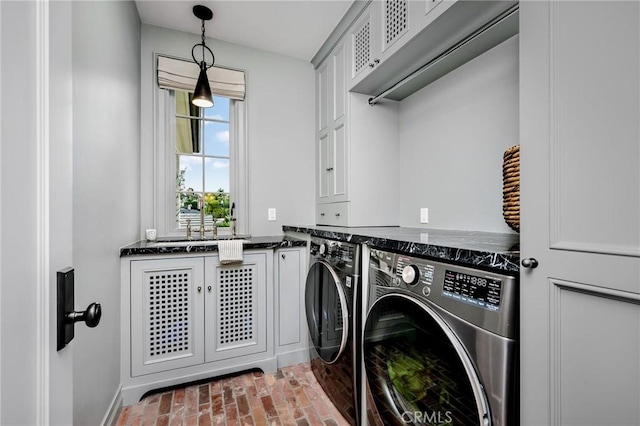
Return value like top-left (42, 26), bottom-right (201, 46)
top-left (310, 237), bottom-right (360, 276)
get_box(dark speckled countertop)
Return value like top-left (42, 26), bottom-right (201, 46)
top-left (283, 225), bottom-right (520, 274)
top-left (120, 235), bottom-right (307, 257)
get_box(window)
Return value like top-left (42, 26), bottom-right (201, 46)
top-left (153, 56), bottom-right (247, 238)
top-left (175, 91), bottom-right (231, 230)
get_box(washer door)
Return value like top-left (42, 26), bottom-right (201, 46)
top-left (305, 261), bottom-right (349, 364)
top-left (364, 294), bottom-right (491, 426)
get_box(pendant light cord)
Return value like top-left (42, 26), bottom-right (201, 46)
top-left (201, 19), bottom-right (206, 64)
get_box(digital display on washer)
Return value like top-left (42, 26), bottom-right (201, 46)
top-left (442, 270), bottom-right (502, 311)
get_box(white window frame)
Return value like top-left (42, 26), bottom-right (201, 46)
top-left (154, 88), bottom-right (249, 238)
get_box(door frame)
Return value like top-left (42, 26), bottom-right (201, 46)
top-left (0, 0), bottom-right (73, 423)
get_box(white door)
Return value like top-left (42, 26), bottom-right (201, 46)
top-left (1, 1), bottom-right (74, 424)
top-left (520, 1), bottom-right (640, 425)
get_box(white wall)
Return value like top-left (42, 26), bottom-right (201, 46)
top-left (72, 2), bottom-right (140, 425)
top-left (140, 25), bottom-right (315, 237)
top-left (398, 35), bottom-right (519, 233)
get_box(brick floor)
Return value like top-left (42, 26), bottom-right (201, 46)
top-left (116, 363), bottom-right (351, 426)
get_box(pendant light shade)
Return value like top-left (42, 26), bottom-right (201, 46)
top-left (192, 62), bottom-right (213, 108)
top-left (191, 5), bottom-right (215, 108)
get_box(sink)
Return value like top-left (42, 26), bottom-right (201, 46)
top-left (152, 239), bottom-right (249, 247)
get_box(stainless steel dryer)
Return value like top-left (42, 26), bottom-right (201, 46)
top-left (363, 249), bottom-right (518, 426)
top-left (305, 237), bottom-right (361, 425)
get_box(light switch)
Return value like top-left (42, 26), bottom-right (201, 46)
top-left (420, 208), bottom-right (429, 224)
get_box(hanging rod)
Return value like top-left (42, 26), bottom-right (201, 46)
top-left (368, 3), bottom-right (519, 106)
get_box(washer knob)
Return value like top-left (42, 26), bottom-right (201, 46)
top-left (402, 265), bottom-right (420, 285)
top-left (319, 244), bottom-right (327, 256)
top-left (326, 241), bottom-right (338, 255)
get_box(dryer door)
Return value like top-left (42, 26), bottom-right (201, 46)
top-left (364, 294), bottom-right (491, 426)
top-left (305, 260), bottom-right (349, 364)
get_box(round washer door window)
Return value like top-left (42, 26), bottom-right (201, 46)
top-left (305, 261), bottom-right (349, 364)
top-left (364, 294), bottom-right (491, 426)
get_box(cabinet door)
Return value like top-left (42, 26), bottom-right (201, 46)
top-left (349, 2), bottom-right (381, 88)
top-left (277, 249), bottom-right (303, 347)
top-left (317, 41), bottom-right (348, 205)
top-left (317, 131), bottom-right (332, 201)
top-left (379, 0), bottom-right (411, 61)
top-left (317, 60), bottom-right (329, 133)
top-left (520, 2), bottom-right (640, 425)
top-left (204, 253), bottom-right (267, 362)
top-left (130, 257), bottom-right (205, 377)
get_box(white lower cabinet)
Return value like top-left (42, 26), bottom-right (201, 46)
top-left (130, 257), bottom-right (205, 376)
top-left (204, 254), bottom-right (267, 363)
top-left (123, 252), bottom-right (274, 405)
top-left (274, 247), bottom-right (308, 367)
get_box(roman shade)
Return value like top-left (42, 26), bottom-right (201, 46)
top-left (157, 55), bottom-right (245, 100)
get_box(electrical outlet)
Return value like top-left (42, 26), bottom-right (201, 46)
top-left (420, 208), bottom-right (429, 224)
top-left (268, 208), bottom-right (277, 221)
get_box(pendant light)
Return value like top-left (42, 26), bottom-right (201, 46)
top-left (191, 5), bottom-right (214, 108)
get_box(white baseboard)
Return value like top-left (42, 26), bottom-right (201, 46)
top-left (101, 386), bottom-right (123, 426)
top-left (276, 348), bottom-right (309, 368)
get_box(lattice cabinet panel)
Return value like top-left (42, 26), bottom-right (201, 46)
top-left (130, 258), bottom-right (204, 376)
top-left (205, 253), bottom-right (267, 362)
top-left (353, 19), bottom-right (371, 76)
top-left (384, 0), bottom-right (408, 51)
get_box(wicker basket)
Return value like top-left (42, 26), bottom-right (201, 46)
top-left (503, 145), bottom-right (520, 232)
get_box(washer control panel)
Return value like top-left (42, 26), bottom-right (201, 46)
top-left (369, 249), bottom-right (518, 338)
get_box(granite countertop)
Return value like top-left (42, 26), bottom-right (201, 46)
top-left (284, 225), bottom-right (520, 274)
top-left (120, 235), bottom-right (307, 257)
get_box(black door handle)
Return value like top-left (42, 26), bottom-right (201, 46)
top-left (57, 268), bottom-right (102, 351)
top-left (521, 258), bottom-right (539, 268)
top-left (66, 302), bottom-right (102, 328)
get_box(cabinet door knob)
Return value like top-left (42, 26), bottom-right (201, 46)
top-left (368, 62), bottom-right (375, 68)
top-left (208, 285), bottom-right (212, 292)
top-left (197, 286), bottom-right (202, 292)
top-left (320, 213), bottom-right (325, 216)
top-left (335, 213), bottom-right (341, 217)
top-left (374, 58), bottom-right (380, 64)
top-left (281, 253), bottom-right (286, 259)
top-left (521, 258), bottom-right (539, 269)
top-left (326, 167), bottom-right (334, 172)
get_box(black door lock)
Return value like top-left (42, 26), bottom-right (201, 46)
top-left (57, 267), bottom-right (102, 351)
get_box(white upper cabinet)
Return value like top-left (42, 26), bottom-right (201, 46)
top-left (317, 41), bottom-right (348, 205)
top-left (349, 0), bottom-right (416, 89)
top-left (349, 0), bottom-right (518, 100)
top-left (349, 4), bottom-right (380, 88)
top-left (315, 36), bottom-right (399, 227)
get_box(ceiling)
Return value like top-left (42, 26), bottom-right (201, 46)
top-left (134, 0), bottom-right (354, 61)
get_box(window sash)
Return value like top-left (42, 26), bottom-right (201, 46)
top-left (156, 89), bottom-right (248, 237)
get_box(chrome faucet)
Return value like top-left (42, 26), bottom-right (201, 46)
top-left (185, 197), bottom-right (216, 239)
top-left (230, 202), bottom-right (237, 238)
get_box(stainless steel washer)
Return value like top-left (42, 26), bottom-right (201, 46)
top-left (363, 249), bottom-right (518, 426)
top-left (305, 237), bottom-right (361, 425)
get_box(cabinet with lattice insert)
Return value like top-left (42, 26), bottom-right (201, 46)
top-left (130, 257), bottom-right (205, 376)
top-left (348, 0), bottom-right (415, 90)
top-left (204, 253), bottom-right (268, 362)
top-left (125, 252), bottom-right (273, 403)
